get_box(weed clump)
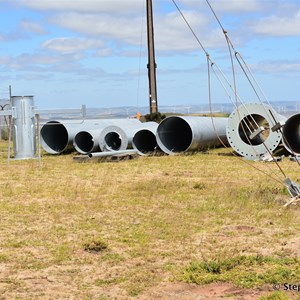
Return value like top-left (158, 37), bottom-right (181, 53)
top-left (193, 183), bottom-right (206, 190)
top-left (83, 239), bottom-right (108, 253)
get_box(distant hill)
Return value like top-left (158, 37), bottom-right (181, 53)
top-left (1, 99), bottom-right (298, 121)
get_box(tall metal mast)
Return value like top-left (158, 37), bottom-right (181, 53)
top-left (146, 0), bottom-right (158, 114)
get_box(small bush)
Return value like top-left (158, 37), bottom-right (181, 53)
top-left (83, 239), bottom-right (108, 253)
top-left (143, 112), bottom-right (166, 123)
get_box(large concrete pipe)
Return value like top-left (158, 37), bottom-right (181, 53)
top-left (226, 103), bottom-right (282, 159)
top-left (98, 125), bottom-right (128, 151)
top-left (132, 122), bottom-right (158, 155)
top-left (41, 118), bottom-right (142, 154)
top-left (156, 116), bottom-right (228, 154)
top-left (282, 114), bottom-right (300, 155)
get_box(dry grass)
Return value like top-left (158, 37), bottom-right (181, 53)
top-left (0, 141), bottom-right (299, 299)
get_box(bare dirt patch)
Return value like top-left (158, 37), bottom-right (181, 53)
top-left (142, 282), bottom-right (299, 300)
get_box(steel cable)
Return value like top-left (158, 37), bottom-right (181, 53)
top-left (170, 0), bottom-right (296, 191)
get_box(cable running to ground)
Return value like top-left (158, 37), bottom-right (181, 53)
top-left (205, 0), bottom-right (300, 167)
top-left (204, 0), bottom-right (289, 178)
top-left (207, 55), bottom-right (284, 186)
top-left (170, 0), bottom-right (295, 190)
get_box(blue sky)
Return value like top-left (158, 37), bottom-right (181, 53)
top-left (0, 0), bottom-right (300, 110)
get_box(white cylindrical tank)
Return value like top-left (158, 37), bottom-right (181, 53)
top-left (11, 96), bottom-right (36, 159)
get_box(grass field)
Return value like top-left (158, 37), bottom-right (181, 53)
top-left (0, 141), bottom-right (299, 299)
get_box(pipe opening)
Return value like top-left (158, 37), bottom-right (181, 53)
top-left (157, 117), bottom-right (192, 152)
top-left (282, 114), bottom-right (300, 154)
top-left (74, 131), bottom-right (94, 153)
top-left (238, 114), bottom-right (270, 146)
top-left (104, 132), bottom-right (122, 150)
top-left (133, 130), bottom-right (157, 153)
top-left (40, 121), bottom-right (69, 153)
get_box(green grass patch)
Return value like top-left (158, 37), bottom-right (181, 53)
top-left (259, 291), bottom-right (293, 300)
top-left (102, 252), bottom-right (125, 262)
top-left (95, 277), bottom-right (126, 286)
top-left (179, 255), bottom-right (300, 288)
top-left (52, 243), bottom-right (73, 263)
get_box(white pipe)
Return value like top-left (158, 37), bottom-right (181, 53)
top-left (40, 118), bottom-right (141, 154)
top-left (88, 149), bottom-right (138, 158)
top-left (98, 125), bottom-right (128, 151)
top-left (282, 113), bottom-right (300, 155)
top-left (156, 116), bottom-right (228, 154)
top-left (132, 122), bottom-right (158, 155)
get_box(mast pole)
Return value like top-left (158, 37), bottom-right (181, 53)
top-left (146, 0), bottom-right (158, 114)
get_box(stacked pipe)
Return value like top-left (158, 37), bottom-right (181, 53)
top-left (40, 116), bottom-right (230, 156)
top-left (40, 104), bottom-right (300, 158)
top-left (41, 119), bottom-right (142, 154)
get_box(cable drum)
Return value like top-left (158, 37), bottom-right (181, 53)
top-left (226, 103), bottom-right (282, 160)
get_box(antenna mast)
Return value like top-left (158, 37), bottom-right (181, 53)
top-left (146, 0), bottom-right (158, 114)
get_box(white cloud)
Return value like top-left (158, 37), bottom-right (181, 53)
top-left (20, 0), bottom-right (143, 14)
top-left (49, 9), bottom-right (225, 53)
top-left (252, 60), bottom-right (300, 74)
top-left (0, 52), bottom-right (84, 72)
top-left (18, 53), bottom-right (81, 65)
top-left (94, 48), bottom-right (113, 57)
top-left (0, 52), bottom-right (118, 80)
top-left (154, 10), bottom-right (227, 52)
top-left (210, 0), bottom-right (261, 13)
top-left (42, 37), bottom-right (105, 53)
top-left (251, 10), bottom-right (300, 36)
top-left (20, 20), bottom-right (47, 35)
top-left (180, 0), bottom-right (261, 13)
top-left (50, 12), bottom-right (144, 45)
top-left (0, 56), bottom-right (11, 64)
top-left (15, 0), bottom-right (242, 53)
top-left (0, 19), bottom-right (46, 42)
